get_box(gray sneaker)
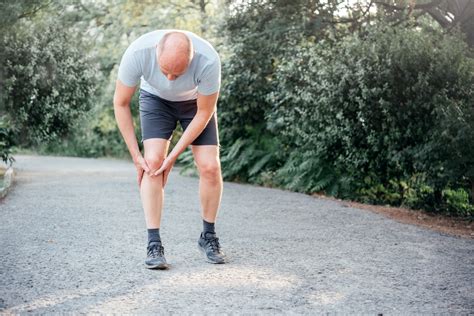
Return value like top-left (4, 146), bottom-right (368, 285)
top-left (145, 242), bottom-right (169, 269)
top-left (198, 232), bottom-right (228, 264)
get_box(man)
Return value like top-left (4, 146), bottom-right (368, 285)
top-left (113, 29), bottom-right (227, 270)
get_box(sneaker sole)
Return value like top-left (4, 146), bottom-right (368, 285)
top-left (198, 244), bottom-right (227, 264)
top-left (145, 263), bottom-right (169, 270)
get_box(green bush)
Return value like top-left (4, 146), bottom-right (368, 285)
top-left (442, 188), bottom-right (474, 217)
top-left (0, 116), bottom-right (16, 166)
top-left (215, 0), bottom-right (337, 182)
top-left (37, 88), bottom-right (142, 158)
top-left (274, 148), bottom-right (352, 196)
top-left (219, 125), bottom-right (283, 183)
top-left (266, 22), bottom-right (473, 215)
top-left (399, 173), bottom-right (436, 211)
top-left (1, 22), bottom-right (99, 147)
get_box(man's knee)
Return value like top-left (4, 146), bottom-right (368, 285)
top-left (145, 155), bottom-right (165, 172)
top-left (198, 159), bottom-right (221, 180)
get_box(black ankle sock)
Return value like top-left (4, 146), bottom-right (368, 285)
top-left (203, 219), bottom-right (215, 236)
top-left (147, 228), bottom-right (161, 245)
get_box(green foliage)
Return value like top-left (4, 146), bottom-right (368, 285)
top-left (0, 0), bottom-right (49, 30)
top-left (2, 0), bottom-right (472, 219)
top-left (176, 147), bottom-right (197, 176)
top-left (219, 126), bottom-right (283, 183)
top-left (275, 149), bottom-right (352, 197)
top-left (219, 0), bottom-right (338, 143)
top-left (418, 91), bottom-right (474, 192)
top-left (216, 0), bottom-right (341, 192)
top-left (357, 176), bottom-right (402, 205)
top-left (39, 106), bottom-right (130, 158)
top-left (0, 116), bottom-right (16, 166)
top-left (399, 173), bottom-right (436, 211)
top-left (177, 129), bottom-right (282, 183)
top-left (1, 22), bottom-right (99, 147)
top-left (266, 22), bottom-right (474, 214)
top-left (216, 2), bottom-right (473, 216)
top-left (38, 85), bottom-right (142, 158)
top-left (356, 173), bottom-right (437, 211)
top-left (442, 188), bottom-right (474, 218)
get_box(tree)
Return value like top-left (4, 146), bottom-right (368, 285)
top-left (374, 0), bottom-right (474, 47)
top-left (0, 0), bottom-right (51, 30)
top-left (1, 22), bottom-right (98, 146)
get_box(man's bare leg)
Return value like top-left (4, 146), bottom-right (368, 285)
top-left (193, 144), bottom-right (227, 263)
top-left (191, 145), bottom-right (223, 223)
top-left (140, 138), bottom-right (170, 228)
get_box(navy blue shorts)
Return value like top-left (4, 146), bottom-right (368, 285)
top-left (138, 89), bottom-right (219, 146)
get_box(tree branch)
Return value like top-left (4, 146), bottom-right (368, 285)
top-left (17, 0), bottom-right (54, 20)
top-left (425, 7), bottom-right (451, 28)
top-left (374, 0), bottom-right (443, 11)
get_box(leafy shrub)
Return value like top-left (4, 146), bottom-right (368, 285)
top-left (266, 22), bottom-right (474, 214)
top-left (357, 176), bottom-right (402, 205)
top-left (0, 116), bottom-right (16, 166)
top-left (442, 188), bottom-right (474, 217)
top-left (219, 0), bottom-right (333, 143)
top-left (1, 22), bottom-right (99, 147)
top-left (399, 173), bottom-right (436, 211)
top-left (275, 149), bottom-right (352, 197)
top-left (220, 132), bottom-right (282, 182)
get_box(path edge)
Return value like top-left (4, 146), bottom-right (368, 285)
top-left (0, 166), bottom-right (14, 199)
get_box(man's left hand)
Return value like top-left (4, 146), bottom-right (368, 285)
top-left (152, 155), bottom-right (177, 187)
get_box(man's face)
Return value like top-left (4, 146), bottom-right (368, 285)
top-left (159, 63), bottom-right (187, 81)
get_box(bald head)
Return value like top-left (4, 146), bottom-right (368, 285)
top-left (157, 31), bottom-right (194, 80)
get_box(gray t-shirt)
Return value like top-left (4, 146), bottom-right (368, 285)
top-left (117, 29), bottom-right (221, 101)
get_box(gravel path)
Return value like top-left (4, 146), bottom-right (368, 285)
top-left (1, 154), bottom-right (473, 314)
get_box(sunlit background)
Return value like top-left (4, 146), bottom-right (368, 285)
top-left (1, 0), bottom-right (473, 216)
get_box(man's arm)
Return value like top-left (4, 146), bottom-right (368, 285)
top-left (168, 91), bottom-right (219, 160)
top-left (113, 80), bottom-right (142, 161)
top-left (114, 80), bottom-right (151, 187)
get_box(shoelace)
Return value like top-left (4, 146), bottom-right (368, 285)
top-left (148, 244), bottom-right (164, 257)
top-left (206, 236), bottom-right (221, 253)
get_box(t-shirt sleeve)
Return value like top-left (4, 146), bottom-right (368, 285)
top-left (117, 47), bottom-right (142, 87)
top-left (197, 57), bottom-right (221, 95)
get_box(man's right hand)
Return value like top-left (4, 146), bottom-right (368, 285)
top-left (134, 155), bottom-right (151, 188)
